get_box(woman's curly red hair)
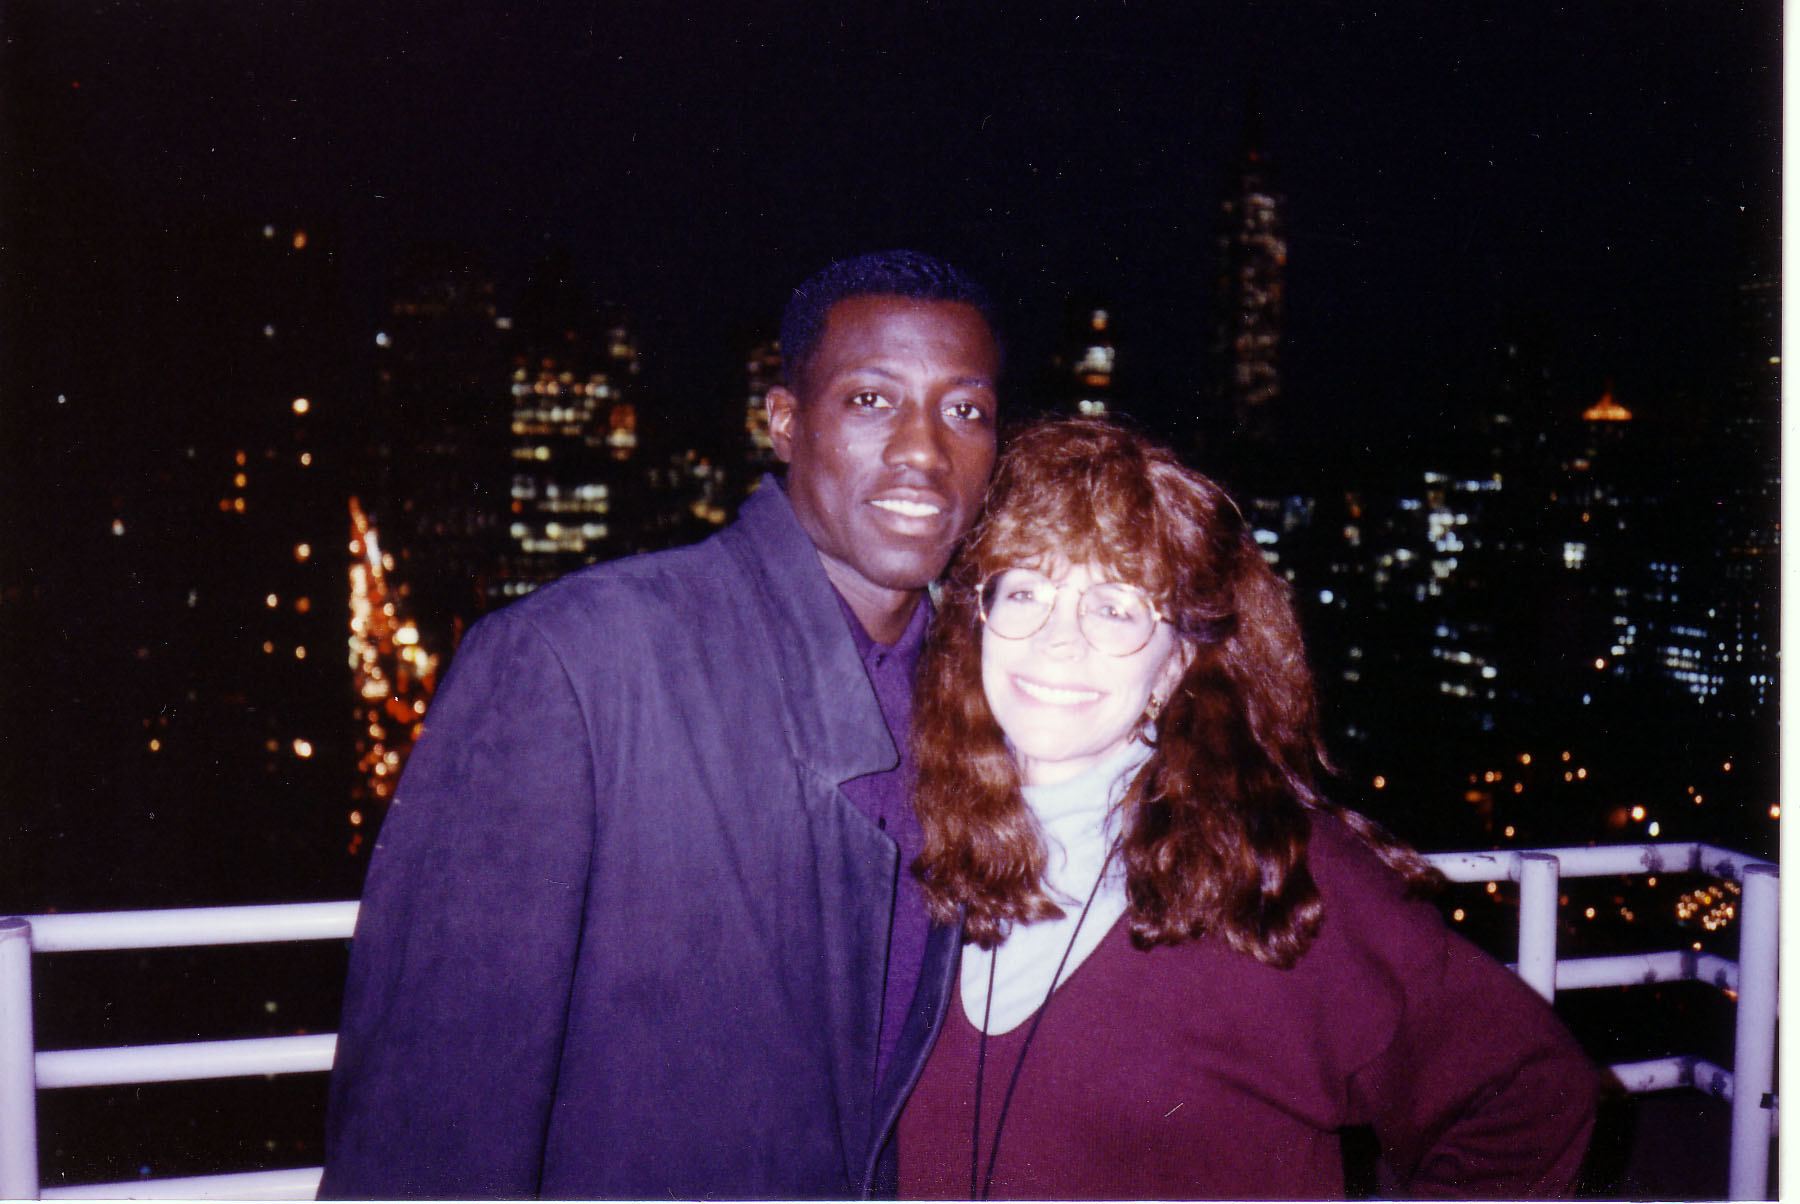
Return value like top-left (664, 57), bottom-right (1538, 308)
top-left (912, 417), bottom-right (1437, 966)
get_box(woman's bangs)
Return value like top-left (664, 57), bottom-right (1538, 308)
top-left (980, 475), bottom-right (1169, 597)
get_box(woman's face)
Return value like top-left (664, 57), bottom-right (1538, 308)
top-left (981, 560), bottom-right (1190, 788)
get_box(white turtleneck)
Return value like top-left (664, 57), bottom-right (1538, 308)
top-left (959, 739), bottom-right (1152, 1034)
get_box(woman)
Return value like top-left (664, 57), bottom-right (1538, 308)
top-left (900, 418), bottom-right (1597, 1200)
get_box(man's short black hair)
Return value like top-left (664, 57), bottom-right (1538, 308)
top-left (779, 250), bottom-right (997, 393)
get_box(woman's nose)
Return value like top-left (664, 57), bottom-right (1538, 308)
top-left (1034, 590), bottom-right (1086, 654)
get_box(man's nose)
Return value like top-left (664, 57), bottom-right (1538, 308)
top-left (884, 401), bottom-right (950, 473)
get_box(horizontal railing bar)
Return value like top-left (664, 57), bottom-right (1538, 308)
top-left (1551, 951), bottom-right (1740, 993)
top-left (41, 1165), bottom-right (323, 1200)
top-left (1426, 843), bottom-right (1773, 884)
top-left (7, 845), bottom-right (1762, 958)
top-left (1611, 1056), bottom-right (1733, 1099)
top-left (15, 903), bottom-right (358, 954)
top-left (36, 1035), bottom-right (337, 1089)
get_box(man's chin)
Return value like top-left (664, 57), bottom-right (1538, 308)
top-left (864, 559), bottom-right (954, 596)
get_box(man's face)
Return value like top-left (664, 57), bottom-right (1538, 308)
top-left (768, 295), bottom-right (1000, 611)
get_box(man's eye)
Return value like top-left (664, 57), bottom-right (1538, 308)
top-left (849, 390), bottom-right (893, 409)
top-left (946, 400), bottom-right (990, 423)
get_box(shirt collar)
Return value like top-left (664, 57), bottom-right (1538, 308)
top-left (832, 584), bottom-right (932, 668)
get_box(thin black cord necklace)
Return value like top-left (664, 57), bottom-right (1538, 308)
top-left (969, 845), bottom-right (1117, 1201)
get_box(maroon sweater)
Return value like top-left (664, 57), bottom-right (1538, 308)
top-left (899, 819), bottom-right (1598, 1200)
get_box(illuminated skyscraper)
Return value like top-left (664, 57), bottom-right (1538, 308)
top-left (18, 212), bottom-right (365, 897)
top-left (347, 496), bottom-right (438, 848)
top-left (366, 244), bottom-right (508, 654)
top-left (495, 254), bottom-right (642, 600)
top-left (1212, 84), bottom-right (1287, 458)
top-left (205, 218), bottom-right (356, 879)
top-left (1067, 307), bottom-right (1116, 417)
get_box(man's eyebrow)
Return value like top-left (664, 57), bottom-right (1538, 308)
top-left (840, 365), bottom-right (996, 389)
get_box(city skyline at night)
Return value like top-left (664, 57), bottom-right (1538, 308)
top-left (0, 5), bottom-right (1779, 1193)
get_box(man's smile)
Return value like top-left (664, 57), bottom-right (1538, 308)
top-left (870, 497), bottom-right (945, 519)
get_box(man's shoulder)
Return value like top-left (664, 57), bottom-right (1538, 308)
top-left (472, 485), bottom-right (818, 654)
top-left (478, 535), bottom-right (733, 649)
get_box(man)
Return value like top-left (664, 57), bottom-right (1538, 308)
top-left (319, 251), bottom-right (1002, 1199)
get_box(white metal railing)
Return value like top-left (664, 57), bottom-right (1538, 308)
top-left (0, 845), bottom-right (1778, 1200)
top-left (0, 904), bottom-right (356, 1201)
top-left (1426, 842), bottom-right (1779, 1201)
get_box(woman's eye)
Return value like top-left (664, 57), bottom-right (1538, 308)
top-left (1087, 592), bottom-right (1142, 622)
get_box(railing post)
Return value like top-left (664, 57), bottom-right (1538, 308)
top-left (1727, 862), bottom-right (1777, 1200)
top-left (0, 917), bottom-right (41, 1200)
top-left (1515, 852), bottom-right (1560, 1001)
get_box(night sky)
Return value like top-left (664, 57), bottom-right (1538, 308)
top-left (7, 0), bottom-right (1781, 449)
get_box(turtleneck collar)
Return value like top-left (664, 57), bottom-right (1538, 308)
top-left (961, 737), bottom-right (1153, 1034)
top-left (1020, 738), bottom-right (1153, 894)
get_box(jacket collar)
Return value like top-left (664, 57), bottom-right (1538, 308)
top-left (721, 475), bottom-right (901, 786)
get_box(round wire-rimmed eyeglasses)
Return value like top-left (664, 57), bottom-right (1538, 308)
top-left (977, 567), bottom-right (1168, 657)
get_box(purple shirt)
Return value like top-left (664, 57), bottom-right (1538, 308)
top-left (833, 589), bottom-right (933, 1087)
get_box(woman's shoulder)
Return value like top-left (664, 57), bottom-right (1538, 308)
top-left (1306, 810), bottom-right (1407, 891)
top-left (1303, 810), bottom-right (1449, 968)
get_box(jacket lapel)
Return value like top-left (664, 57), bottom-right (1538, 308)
top-left (721, 476), bottom-right (897, 788)
top-left (864, 919), bottom-right (963, 1196)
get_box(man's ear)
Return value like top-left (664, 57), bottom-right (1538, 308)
top-left (766, 386), bottom-right (799, 465)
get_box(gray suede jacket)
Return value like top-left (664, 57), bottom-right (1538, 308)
top-left (320, 479), bottom-right (958, 1199)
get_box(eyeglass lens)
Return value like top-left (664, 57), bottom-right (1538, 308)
top-left (980, 568), bottom-right (1157, 656)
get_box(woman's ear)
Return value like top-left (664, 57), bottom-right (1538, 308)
top-left (1154, 637), bottom-right (1195, 703)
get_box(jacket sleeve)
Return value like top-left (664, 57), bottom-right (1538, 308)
top-left (319, 611), bottom-right (597, 1199)
top-left (1348, 921), bottom-right (1601, 1198)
